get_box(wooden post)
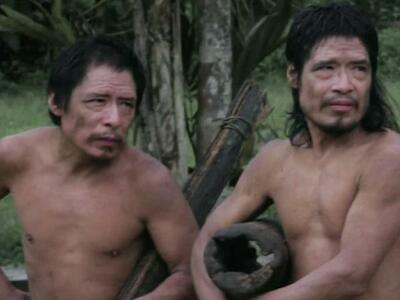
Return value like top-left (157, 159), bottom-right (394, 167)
top-left (117, 80), bottom-right (269, 299)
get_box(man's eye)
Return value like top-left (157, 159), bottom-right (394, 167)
top-left (85, 98), bottom-right (106, 104)
top-left (354, 65), bottom-right (368, 72)
top-left (313, 64), bottom-right (334, 78)
top-left (120, 100), bottom-right (135, 109)
top-left (91, 99), bottom-right (105, 103)
top-left (122, 101), bottom-right (134, 107)
top-left (84, 98), bottom-right (106, 110)
top-left (352, 65), bottom-right (370, 79)
top-left (316, 65), bottom-right (333, 70)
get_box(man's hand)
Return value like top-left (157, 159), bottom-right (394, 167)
top-left (1, 287), bottom-right (30, 300)
top-left (0, 269), bottom-right (29, 300)
top-left (13, 289), bottom-right (31, 300)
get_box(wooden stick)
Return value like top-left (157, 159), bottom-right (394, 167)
top-left (116, 80), bottom-right (269, 299)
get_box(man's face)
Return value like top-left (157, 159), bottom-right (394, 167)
top-left (288, 36), bottom-right (372, 134)
top-left (53, 64), bottom-right (137, 160)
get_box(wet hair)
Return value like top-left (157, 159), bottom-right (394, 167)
top-left (47, 35), bottom-right (146, 126)
top-left (285, 3), bottom-right (398, 146)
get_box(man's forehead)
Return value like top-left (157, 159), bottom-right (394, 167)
top-left (72, 64), bottom-right (137, 97)
top-left (82, 64), bottom-right (136, 85)
top-left (86, 63), bottom-right (134, 77)
top-left (308, 36), bottom-right (369, 61)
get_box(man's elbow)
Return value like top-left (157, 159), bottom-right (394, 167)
top-left (171, 270), bottom-right (196, 299)
top-left (335, 265), bottom-right (369, 298)
top-left (343, 277), bottom-right (368, 298)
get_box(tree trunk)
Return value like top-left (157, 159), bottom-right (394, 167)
top-left (196, 0), bottom-right (232, 162)
top-left (172, 0), bottom-right (189, 184)
top-left (132, 0), bottom-right (162, 160)
top-left (132, 0), bottom-right (188, 183)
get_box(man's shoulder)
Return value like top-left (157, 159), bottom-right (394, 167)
top-left (256, 138), bottom-right (292, 162)
top-left (367, 130), bottom-right (400, 158)
top-left (0, 127), bottom-right (53, 158)
top-left (0, 127), bottom-right (55, 178)
top-left (361, 130), bottom-right (400, 175)
top-left (123, 148), bottom-right (183, 209)
top-left (355, 130), bottom-right (400, 198)
top-left (242, 138), bottom-right (291, 177)
top-left (124, 147), bottom-right (173, 184)
top-left (1, 127), bottom-right (54, 144)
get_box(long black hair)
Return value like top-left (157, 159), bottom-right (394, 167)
top-left (285, 3), bottom-right (398, 146)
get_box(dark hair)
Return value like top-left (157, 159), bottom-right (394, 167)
top-left (285, 3), bottom-right (398, 145)
top-left (47, 35), bottom-right (146, 126)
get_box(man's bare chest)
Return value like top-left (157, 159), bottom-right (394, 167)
top-left (10, 170), bottom-right (144, 255)
top-left (270, 161), bottom-right (360, 240)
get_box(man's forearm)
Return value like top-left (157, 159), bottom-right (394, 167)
top-left (191, 237), bottom-right (226, 300)
top-left (192, 274), bottom-right (226, 300)
top-left (251, 259), bottom-right (366, 300)
top-left (134, 270), bottom-right (194, 300)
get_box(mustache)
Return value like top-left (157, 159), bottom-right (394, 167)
top-left (321, 95), bottom-right (357, 108)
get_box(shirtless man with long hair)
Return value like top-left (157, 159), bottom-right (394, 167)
top-left (192, 3), bottom-right (400, 299)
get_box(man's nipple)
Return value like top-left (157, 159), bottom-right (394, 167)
top-left (107, 249), bottom-right (121, 258)
top-left (25, 233), bottom-right (34, 243)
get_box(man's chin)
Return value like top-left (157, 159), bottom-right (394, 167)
top-left (319, 122), bottom-right (359, 135)
top-left (89, 147), bottom-right (122, 161)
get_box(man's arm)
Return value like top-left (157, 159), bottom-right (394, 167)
top-left (135, 165), bottom-right (199, 300)
top-left (191, 143), bottom-right (277, 300)
top-left (252, 147), bottom-right (400, 300)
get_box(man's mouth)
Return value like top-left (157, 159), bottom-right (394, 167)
top-left (329, 101), bottom-right (353, 112)
top-left (323, 97), bottom-right (356, 113)
top-left (92, 135), bottom-right (122, 146)
top-left (99, 137), bottom-right (119, 144)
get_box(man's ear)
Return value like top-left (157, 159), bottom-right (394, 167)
top-left (287, 64), bottom-right (299, 88)
top-left (48, 93), bottom-right (63, 117)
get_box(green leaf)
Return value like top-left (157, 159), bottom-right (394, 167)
top-left (51, 0), bottom-right (75, 44)
top-left (0, 15), bottom-right (22, 32)
top-left (0, 4), bottom-right (65, 44)
top-left (1, 3), bottom-right (75, 46)
top-left (51, 0), bottom-right (64, 20)
top-left (29, 0), bottom-right (75, 44)
top-left (233, 0), bottom-right (292, 91)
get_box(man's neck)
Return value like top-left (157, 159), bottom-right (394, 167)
top-left (53, 129), bottom-right (115, 176)
top-left (307, 125), bottom-right (368, 159)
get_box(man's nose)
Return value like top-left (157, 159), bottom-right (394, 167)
top-left (332, 70), bottom-right (354, 94)
top-left (103, 104), bottom-right (121, 128)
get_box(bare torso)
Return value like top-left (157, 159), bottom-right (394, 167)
top-left (266, 131), bottom-right (400, 299)
top-left (5, 128), bottom-right (164, 300)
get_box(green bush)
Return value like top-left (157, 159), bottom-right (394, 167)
top-left (379, 27), bottom-right (400, 80)
top-left (0, 82), bottom-right (46, 266)
top-left (255, 45), bottom-right (287, 79)
top-left (0, 196), bottom-right (24, 266)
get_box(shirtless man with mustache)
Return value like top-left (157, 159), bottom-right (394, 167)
top-left (0, 36), bottom-right (198, 300)
top-left (192, 3), bottom-right (400, 300)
